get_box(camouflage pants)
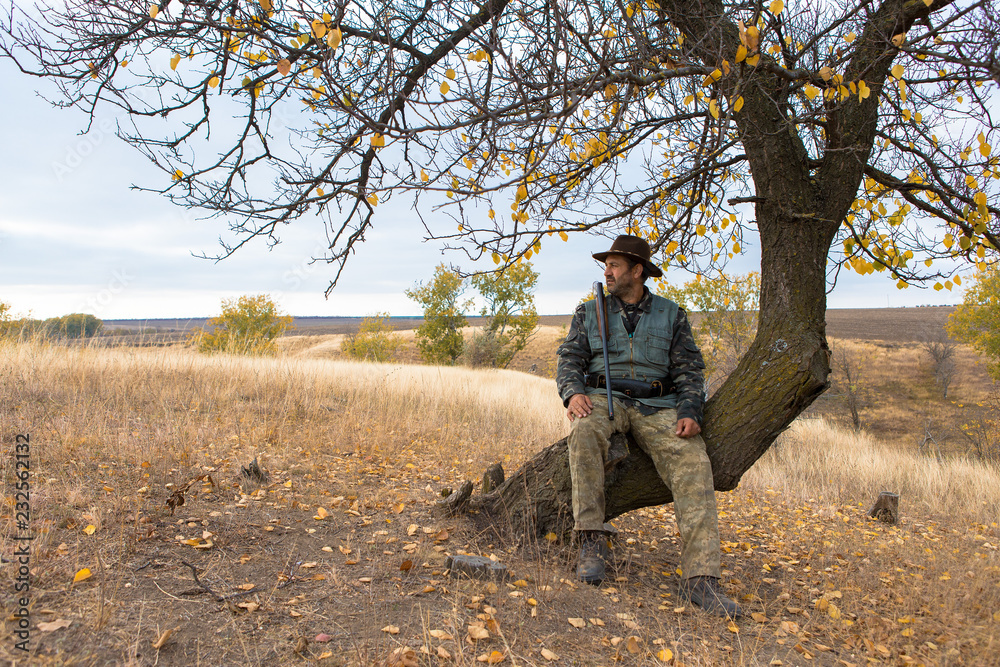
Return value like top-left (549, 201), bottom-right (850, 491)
top-left (568, 394), bottom-right (722, 580)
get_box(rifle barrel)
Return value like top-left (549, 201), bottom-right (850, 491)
top-left (593, 282), bottom-right (614, 421)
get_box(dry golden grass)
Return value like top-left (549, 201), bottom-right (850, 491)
top-left (1, 339), bottom-right (566, 480)
top-left (744, 418), bottom-right (1000, 525)
top-left (1, 337), bottom-right (998, 666)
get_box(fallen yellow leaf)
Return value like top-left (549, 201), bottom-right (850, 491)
top-left (73, 568), bottom-right (92, 584)
top-left (38, 619), bottom-right (71, 632)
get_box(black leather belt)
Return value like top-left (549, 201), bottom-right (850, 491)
top-left (585, 374), bottom-right (673, 399)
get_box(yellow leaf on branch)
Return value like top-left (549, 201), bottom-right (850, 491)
top-left (702, 68), bottom-right (722, 86)
top-left (327, 27), bottom-right (342, 50)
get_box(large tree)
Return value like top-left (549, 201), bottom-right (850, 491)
top-left (4, 0), bottom-right (999, 535)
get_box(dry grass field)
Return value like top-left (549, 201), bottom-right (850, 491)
top-left (2, 310), bottom-right (999, 666)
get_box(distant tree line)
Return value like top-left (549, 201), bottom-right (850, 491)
top-left (0, 305), bottom-right (103, 339)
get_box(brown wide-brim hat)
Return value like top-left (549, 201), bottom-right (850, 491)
top-left (592, 234), bottom-right (663, 278)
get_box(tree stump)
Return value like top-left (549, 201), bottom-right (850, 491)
top-left (481, 463), bottom-right (505, 494)
top-left (868, 492), bottom-right (899, 525)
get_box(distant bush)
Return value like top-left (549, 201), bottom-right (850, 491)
top-left (466, 262), bottom-right (539, 368)
top-left (406, 264), bottom-right (469, 365)
top-left (948, 266), bottom-right (1000, 379)
top-left (191, 294), bottom-right (293, 355)
top-left (461, 329), bottom-right (505, 368)
top-left (341, 313), bottom-right (403, 362)
top-left (0, 301), bottom-right (12, 338)
top-left (45, 313), bottom-right (103, 338)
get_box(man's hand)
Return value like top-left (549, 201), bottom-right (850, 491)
top-left (676, 417), bottom-right (701, 438)
top-left (567, 394), bottom-right (594, 421)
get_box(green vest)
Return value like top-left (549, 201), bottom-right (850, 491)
top-left (584, 294), bottom-right (679, 409)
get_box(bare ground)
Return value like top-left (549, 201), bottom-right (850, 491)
top-left (4, 447), bottom-right (997, 666)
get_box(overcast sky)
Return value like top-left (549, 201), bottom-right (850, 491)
top-left (1, 57), bottom-right (963, 321)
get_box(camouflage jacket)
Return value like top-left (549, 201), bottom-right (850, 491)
top-left (556, 287), bottom-right (706, 424)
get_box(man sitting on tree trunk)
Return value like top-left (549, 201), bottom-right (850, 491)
top-left (556, 234), bottom-right (742, 619)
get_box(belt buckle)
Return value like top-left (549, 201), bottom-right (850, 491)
top-left (651, 380), bottom-right (663, 397)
